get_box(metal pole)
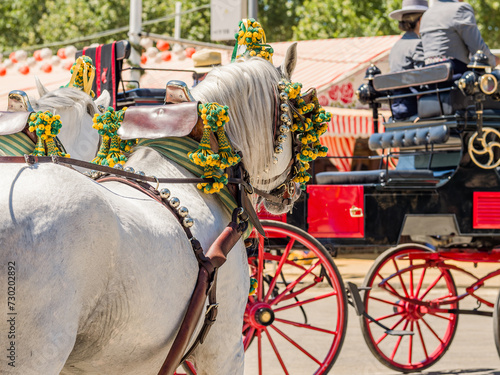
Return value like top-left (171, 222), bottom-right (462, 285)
top-left (129, 0), bottom-right (142, 86)
top-left (175, 2), bottom-right (182, 39)
top-left (248, 0), bottom-right (258, 20)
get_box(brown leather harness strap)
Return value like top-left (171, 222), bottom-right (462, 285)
top-left (95, 175), bottom-right (247, 375)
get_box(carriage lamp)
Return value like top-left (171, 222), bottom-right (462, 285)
top-left (467, 50), bottom-right (492, 72)
top-left (364, 64), bottom-right (381, 81)
top-left (458, 71), bottom-right (478, 96)
top-left (356, 83), bottom-right (378, 105)
top-left (479, 71), bottom-right (500, 99)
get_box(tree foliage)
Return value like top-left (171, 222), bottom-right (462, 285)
top-left (0, 0), bottom-right (498, 54)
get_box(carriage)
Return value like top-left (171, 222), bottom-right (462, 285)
top-left (107, 40), bottom-right (500, 373)
top-left (2, 33), bottom-right (500, 374)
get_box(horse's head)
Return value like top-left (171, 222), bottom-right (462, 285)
top-left (32, 80), bottom-right (110, 161)
top-left (192, 42), bottom-right (320, 215)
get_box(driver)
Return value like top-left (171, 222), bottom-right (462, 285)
top-left (388, 0), bottom-right (428, 121)
top-left (420, 0), bottom-right (500, 74)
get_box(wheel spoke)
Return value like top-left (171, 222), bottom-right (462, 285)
top-left (264, 327), bottom-right (290, 374)
top-left (415, 266), bottom-right (427, 298)
top-left (257, 235), bottom-right (265, 301)
top-left (379, 279), bottom-right (407, 301)
top-left (257, 330), bottom-right (263, 375)
top-left (274, 291), bottom-right (337, 313)
top-left (275, 317), bottom-right (338, 335)
top-left (375, 316), bottom-right (405, 345)
top-left (419, 272), bottom-right (444, 300)
top-left (273, 280), bottom-right (319, 304)
top-left (369, 296), bottom-right (402, 308)
top-left (420, 316), bottom-right (445, 344)
top-left (390, 320), bottom-right (409, 361)
top-left (408, 321), bottom-right (414, 364)
top-left (271, 261), bottom-right (322, 306)
top-left (244, 327), bottom-right (256, 351)
top-left (264, 238), bottom-right (295, 303)
top-left (427, 311), bottom-right (453, 321)
top-left (270, 324), bottom-right (322, 365)
top-left (416, 320), bottom-right (429, 360)
top-left (392, 257), bottom-right (410, 299)
top-left (370, 311), bottom-right (404, 324)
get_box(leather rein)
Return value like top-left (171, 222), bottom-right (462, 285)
top-left (0, 153), bottom-right (268, 375)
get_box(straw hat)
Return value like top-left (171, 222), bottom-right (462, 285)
top-left (389, 0), bottom-right (428, 21)
top-left (192, 50), bottom-right (222, 74)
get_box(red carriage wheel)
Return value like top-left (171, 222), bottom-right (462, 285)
top-left (360, 244), bottom-right (459, 372)
top-left (244, 220), bottom-right (347, 374)
top-left (493, 290), bottom-right (500, 358)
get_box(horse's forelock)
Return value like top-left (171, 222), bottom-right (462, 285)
top-left (191, 58), bottom-right (283, 190)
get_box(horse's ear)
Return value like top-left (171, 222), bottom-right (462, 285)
top-left (95, 90), bottom-right (111, 110)
top-left (35, 76), bottom-right (49, 98)
top-left (280, 42), bottom-right (297, 80)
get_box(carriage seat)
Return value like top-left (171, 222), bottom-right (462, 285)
top-left (116, 88), bottom-right (166, 108)
top-left (315, 169), bottom-right (436, 185)
top-left (373, 63), bottom-right (472, 118)
top-left (373, 63), bottom-right (453, 92)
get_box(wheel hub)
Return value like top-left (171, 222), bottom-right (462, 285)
top-left (246, 301), bottom-right (276, 328)
top-left (394, 299), bottom-right (425, 321)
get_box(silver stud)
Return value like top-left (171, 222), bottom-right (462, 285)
top-left (124, 166), bottom-right (135, 173)
top-left (278, 134), bottom-right (287, 143)
top-left (136, 170), bottom-right (145, 176)
top-left (159, 188), bottom-right (171, 199)
top-left (273, 156), bottom-right (279, 164)
top-left (177, 206), bottom-right (189, 217)
top-left (279, 125), bottom-right (290, 133)
top-left (169, 197), bottom-right (180, 208)
top-left (279, 92), bottom-right (288, 101)
top-left (114, 164), bottom-right (124, 170)
top-left (280, 103), bottom-right (289, 112)
top-left (183, 217), bottom-right (194, 228)
top-left (278, 80), bottom-right (287, 90)
top-left (285, 118), bottom-right (292, 126)
top-left (274, 145), bottom-right (283, 154)
top-left (281, 113), bottom-right (290, 122)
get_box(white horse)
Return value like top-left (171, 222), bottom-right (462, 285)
top-left (0, 44), bottom-right (298, 375)
top-left (32, 82), bottom-right (110, 161)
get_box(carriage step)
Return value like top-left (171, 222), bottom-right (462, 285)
top-left (386, 330), bottom-right (414, 336)
top-left (346, 282), bottom-right (414, 337)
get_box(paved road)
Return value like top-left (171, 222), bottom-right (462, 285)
top-left (244, 254), bottom-right (500, 375)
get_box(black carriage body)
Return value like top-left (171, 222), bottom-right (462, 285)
top-left (287, 60), bottom-right (500, 252)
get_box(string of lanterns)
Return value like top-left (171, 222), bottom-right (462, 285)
top-left (0, 38), bottom-right (206, 77)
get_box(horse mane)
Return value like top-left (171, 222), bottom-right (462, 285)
top-left (191, 58), bottom-right (281, 188)
top-left (32, 87), bottom-right (100, 119)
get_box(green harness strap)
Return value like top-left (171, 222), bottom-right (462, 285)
top-left (0, 133), bottom-right (35, 156)
top-left (135, 137), bottom-right (253, 237)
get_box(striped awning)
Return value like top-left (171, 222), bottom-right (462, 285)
top-left (320, 107), bottom-right (390, 171)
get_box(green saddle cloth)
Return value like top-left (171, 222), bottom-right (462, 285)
top-left (0, 133), bottom-right (35, 156)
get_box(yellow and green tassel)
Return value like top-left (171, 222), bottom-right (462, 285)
top-left (28, 111), bottom-right (69, 157)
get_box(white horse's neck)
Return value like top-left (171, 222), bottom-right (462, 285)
top-left (191, 58), bottom-right (293, 194)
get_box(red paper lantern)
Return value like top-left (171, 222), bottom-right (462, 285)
top-left (57, 48), bottom-right (67, 59)
top-left (161, 51), bottom-right (172, 62)
top-left (141, 53), bottom-right (147, 64)
top-left (63, 60), bottom-right (73, 70)
top-left (41, 63), bottom-right (52, 73)
top-left (9, 51), bottom-right (18, 64)
top-left (156, 40), bottom-right (170, 52)
top-left (18, 65), bottom-right (30, 75)
top-left (0, 66), bottom-right (6, 76)
top-left (185, 47), bottom-right (196, 58)
top-left (33, 50), bottom-right (43, 61)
